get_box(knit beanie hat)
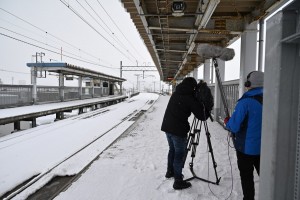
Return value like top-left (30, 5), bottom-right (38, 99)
top-left (247, 71), bottom-right (264, 88)
top-left (182, 77), bottom-right (197, 88)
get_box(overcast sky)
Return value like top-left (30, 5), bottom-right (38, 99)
top-left (0, 0), bottom-right (241, 88)
top-left (0, 0), bottom-right (160, 87)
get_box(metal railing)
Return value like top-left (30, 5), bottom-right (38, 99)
top-left (0, 81), bottom-right (241, 117)
top-left (37, 86), bottom-right (60, 103)
top-left (0, 85), bottom-right (33, 108)
top-left (208, 79), bottom-right (240, 122)
top-left (64, 87), bottom-right (80, 101)
top-left (0, 84), bottom-right (113, 108)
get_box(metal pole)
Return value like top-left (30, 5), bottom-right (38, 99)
top-left (213, 58), bottom-right (230, 118)
top-left (258, 19), bottom-right (264, 71)
top-left (120, 61), bottom-right (123, 95)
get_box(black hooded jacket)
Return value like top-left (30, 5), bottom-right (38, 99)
top-left (161, 80), bottom-right (209, 138)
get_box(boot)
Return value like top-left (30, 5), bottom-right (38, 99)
top-left (165, 171), bottom-right (184, 179)
top-left (165, 171), bottom-right (174, 178)
top-left (173, 179), bottom-right (192, 190)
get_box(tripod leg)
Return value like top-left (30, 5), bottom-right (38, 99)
top-left (184, 120), bottom-right (221, 185)
top-left (204, 121), bottom-right (221, 184)
top-left (183, 117), bottom-right (199, 166)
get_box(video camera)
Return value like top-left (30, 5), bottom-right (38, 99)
top-left (194, 80), bottom-right (214, 121)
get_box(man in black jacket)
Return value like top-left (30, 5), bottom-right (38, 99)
top-left (161, 77), bottom-right (209, 190)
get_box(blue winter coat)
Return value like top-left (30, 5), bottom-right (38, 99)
top-left (226, 87), bottom-right (263, 155)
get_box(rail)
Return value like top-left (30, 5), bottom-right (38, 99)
top-left (0, 96), bottom-right (156, 200)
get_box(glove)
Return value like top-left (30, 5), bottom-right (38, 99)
top-left (224, 117), bottom-right (230, 125)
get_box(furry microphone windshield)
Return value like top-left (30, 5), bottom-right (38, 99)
top-left (196, 44), bottom-right (235, 61)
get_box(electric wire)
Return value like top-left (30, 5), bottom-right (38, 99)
top-left (83, 0), bottom-right (138, 62)
top-left (59, 0), bottom-right (135, 63)
top-left (96, 0), bottom-right (146, 61)
top-left (206, 132), bottom-right (234, 200)
top-left (0, 26), bottom-right (115, 69)
top-left (0, 7), bottom-right (113, 67)
top-left (192, 105), bottom-right (234, 199)
top-left (0, 32), bottom-right (118, 70)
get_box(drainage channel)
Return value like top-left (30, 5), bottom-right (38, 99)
top-left (27, 175), bottom-right (76, 200)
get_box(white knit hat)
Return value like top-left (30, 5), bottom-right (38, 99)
top-left (247, 71), bottom-right (264, 88)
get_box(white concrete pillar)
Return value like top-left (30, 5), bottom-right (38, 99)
top-left (239, 21), bottom-right (258, 97)
top-left (259, 5), bottom-right (300, 200)
top-left (31, 67), bottom-right (37, 104)
top-left (91, 79), bottom-right (95, 98)
top-left (204, 59), bottom-right (211, 83)
top-left (78, 76), bottom-right (82, 99)
top-left (213, 59), bottom-right (225, 121)
top-left (59, 73), bottom-right (64, 101)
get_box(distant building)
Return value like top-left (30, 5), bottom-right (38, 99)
top-left (83, 78), bottom-right (105, 87)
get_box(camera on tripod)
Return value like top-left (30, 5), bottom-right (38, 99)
top-left (183, 81), bottom-right (220, 185)
top-left (194, 80), bottom-right (214, 121)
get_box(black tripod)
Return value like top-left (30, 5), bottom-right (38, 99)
top-left (184, 117), bottom-right (221, 185)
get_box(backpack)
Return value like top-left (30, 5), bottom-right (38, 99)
top-left (195, 80), bottom-right (214, 112)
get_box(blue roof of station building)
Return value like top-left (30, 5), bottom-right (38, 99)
top-left (26, 62), bottom-right (126, 82)
top-left (27, 62), bottom-right (67, 68)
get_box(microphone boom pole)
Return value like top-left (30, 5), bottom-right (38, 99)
top-left (196, 44), bottom-right (234, 119)
top-left (212, 58), bottom-right (230, 118)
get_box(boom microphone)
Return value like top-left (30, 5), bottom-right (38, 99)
top-left (196, 44), bottom-right (235, 61)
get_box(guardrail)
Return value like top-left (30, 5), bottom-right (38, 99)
top-left (0, 84), bottom-right (113, 109)
top-left (0, 81), bottom-right (240, 120)
top-left (208, 79), bottom-right (239, 123)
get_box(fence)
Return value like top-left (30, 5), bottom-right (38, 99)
top-left (0, 85), bottom-right (33, 108)
top-left (208, 79), bottom-right (239, 122)
top-left (0, 81), bottom-right (241, 122)
top-left (0, 84), bottom-right (111, 109)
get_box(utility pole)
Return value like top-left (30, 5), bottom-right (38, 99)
top-left (35, 52), bottom-right (45, 63)
top-left (134, 74), bottom-right (142, 91)
top-left (120, 61), bottom-right (123, 95)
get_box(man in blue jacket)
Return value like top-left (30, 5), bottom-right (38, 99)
top-left (224, 71), bottom-right (263, 200)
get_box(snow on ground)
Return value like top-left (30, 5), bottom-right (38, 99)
top-left (0, 93), bottom-right (157, 199)
top-left (0, 93), bottom-right (259, 200)
top-left (55, 95), bottom-right (259, 200)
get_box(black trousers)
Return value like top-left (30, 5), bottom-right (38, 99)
top-left (236, 151), bottom-right (260, 200)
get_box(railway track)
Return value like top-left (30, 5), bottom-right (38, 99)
top-left (1, 99), bottom-right (156, 200)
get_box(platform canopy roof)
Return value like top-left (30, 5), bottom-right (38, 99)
top-left (120, 0), bottom-right (289, 83)
top-left (27, 62), bottom-right (126, 82)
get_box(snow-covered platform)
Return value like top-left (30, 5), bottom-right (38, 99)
top-left (0, 95), bottom-right (128, 126)
top-left (0, 94), bottom-right (259, 200)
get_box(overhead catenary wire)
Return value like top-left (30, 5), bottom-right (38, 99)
top-left (82, 0), bottom-right (139, 62)
top-left (0, 7), bottom-right (113, 67)
top-left (0, 32), bottom-right (119, 70)
top-left (96, 0), bottom-right (146, 61)
top-left (59, 0), bottom-right (135, 63)
top-left (0, 26), bottom-right (115, 69)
